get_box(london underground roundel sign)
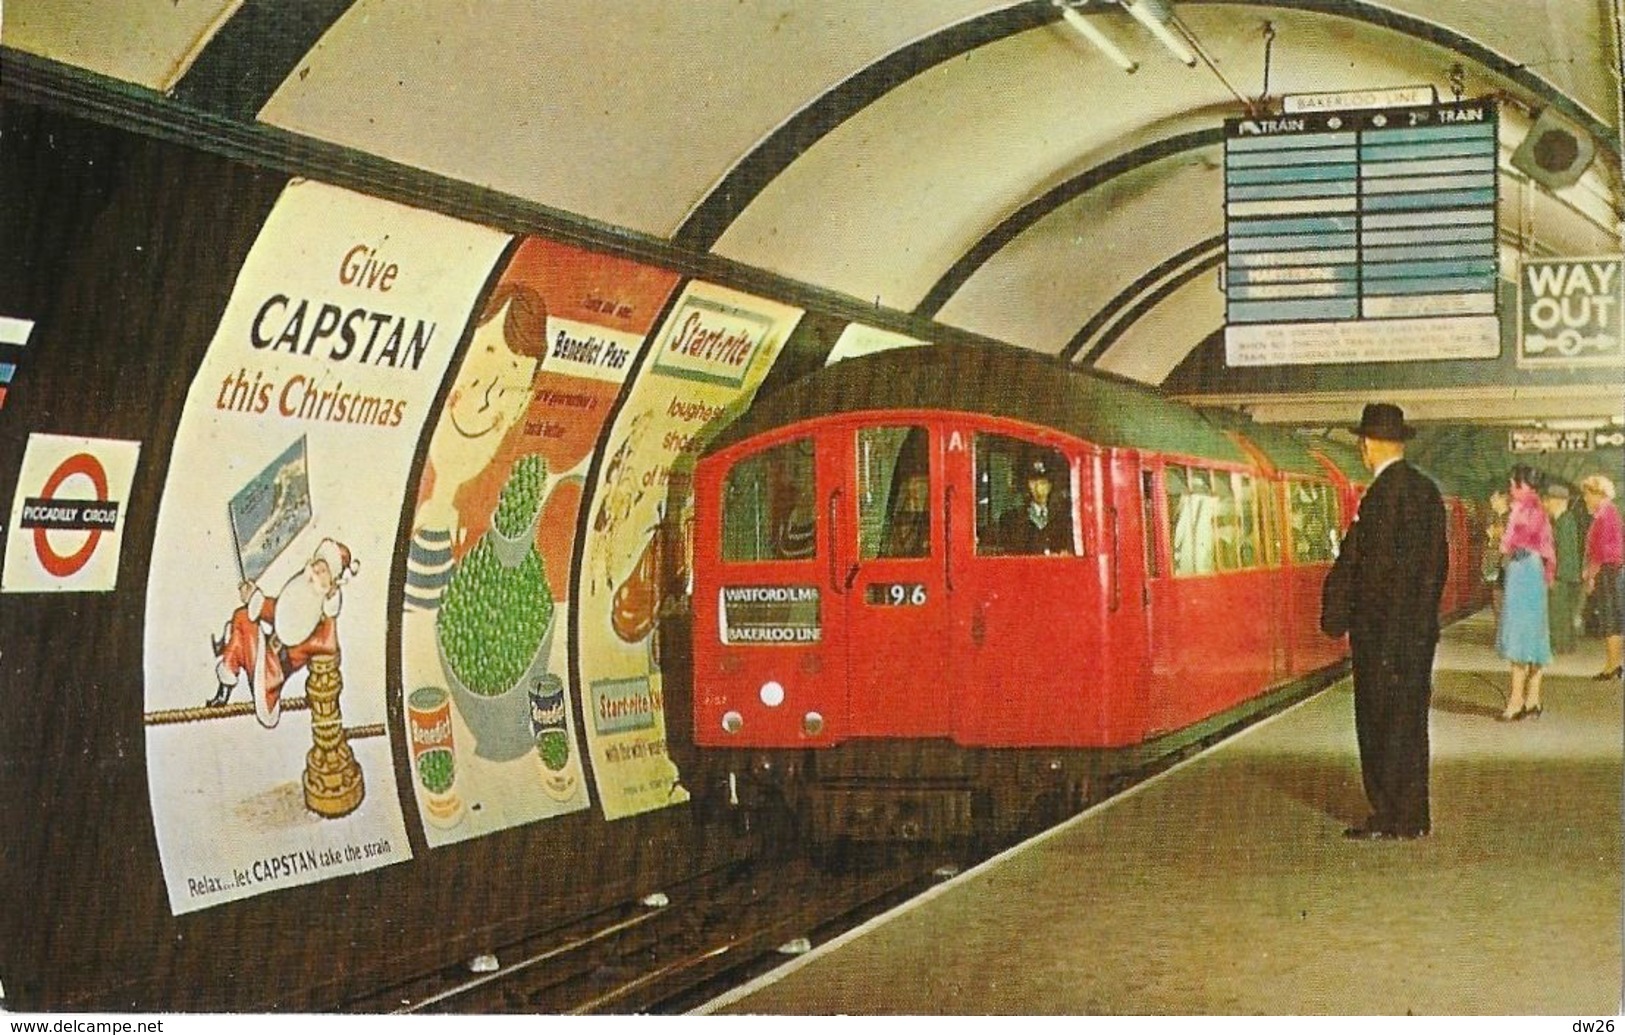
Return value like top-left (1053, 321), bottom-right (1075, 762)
top-left (4, 434), bottom-right (141, 593)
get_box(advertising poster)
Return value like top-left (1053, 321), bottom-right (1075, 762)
top-left (1517, 256), bottom-right (1624, 367)
top-left (579, 282), bottom-right (803, 819)
top-left (823, 322), bottom-right (927, 367)
top-left (143, 180), bottom-right (511, 914)
top-left (401, 236), bottom-right (679, 844)
top-left (2, 434), bottom-right (141, 593)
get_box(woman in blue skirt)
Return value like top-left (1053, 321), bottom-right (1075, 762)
top-left (1497, 465), bottom-right (1556, 720)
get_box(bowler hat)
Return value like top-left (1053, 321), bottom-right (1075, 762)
top-left (1348, 403), bottom-right (1415, 441)
top-left (1543, 482), bottom-right (1570, 500)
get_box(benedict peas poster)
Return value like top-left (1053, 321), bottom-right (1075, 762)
top-left (400, 236), bottom-right (679, 845)
top-left (579, 282), bottom-right (802, 819)
top-left (143, 179), bottom-right (511, 914)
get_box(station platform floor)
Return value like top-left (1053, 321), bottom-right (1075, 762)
top-left (698, 610), bottom-right (1623, 1016)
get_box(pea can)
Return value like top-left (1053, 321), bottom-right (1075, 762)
top-left (528, 673), bottom-right (571, 772)
top-left (408, 685), bottom-right (465, 827)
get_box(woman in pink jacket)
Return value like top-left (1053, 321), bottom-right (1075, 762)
top-left (1497, 466), bottom-right (1555, 719)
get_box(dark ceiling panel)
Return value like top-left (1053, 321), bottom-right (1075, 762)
top-left (916, 128), bottom-right (1224, 318)
top-left (1064, 235), bottom-right (1223, 364)
top-left (671, 2), bottom-right (1054, 252)
top-left (1214, 0), bottom-right (1619, 150)
top-left (169, 0), bottom-right (356, 119)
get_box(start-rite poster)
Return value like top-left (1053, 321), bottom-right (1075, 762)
top-left (578, 281), bottom-right (802, 819)
top-left (142, 179), bottom-right (511, 913)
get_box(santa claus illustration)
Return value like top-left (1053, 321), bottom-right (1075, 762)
top-left (208, 538), bottom-right (359, 728)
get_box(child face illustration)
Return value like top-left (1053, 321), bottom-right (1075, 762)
top-left (430, 306), bottom-right (537, 484)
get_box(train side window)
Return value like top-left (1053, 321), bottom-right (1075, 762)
top-left (1168, 465), bottom-right (1217, 575)
top-left (1288, 481), bottom-right (1336, 564)
top-left (721, 437), bottom-right (817, 563)
top-left (1257, 479), bottom-right (1283, 568)
top-left (1211, 472), bottom-right (1243, 571)
top-left (1233, 473), bottom-right (1261, 569)
top-left (858, 425), bottom-right (931, 559)
top-left (973, 433), bottom-right (1077, 557)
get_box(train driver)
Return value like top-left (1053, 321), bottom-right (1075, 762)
top-left (997, 455), bottom-right (1073, 556)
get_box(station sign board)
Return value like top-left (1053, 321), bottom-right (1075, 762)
top-left (1282, 85), bottom-right (1436, 114)
top-left (1223, 100), bottom-right (1500, 366)
top-left (1508, 428), bottom-right (1604, 453)
top-left (1517, 256), bottom-right (1624, 367)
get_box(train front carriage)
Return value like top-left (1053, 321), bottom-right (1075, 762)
top-left (692, 412), bottom-right (1134, 752)
top-left (688, 345), bottom-right (1328, 845)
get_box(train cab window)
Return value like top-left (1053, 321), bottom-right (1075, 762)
top-left (1288, 481), bottom-right (1339, 564)
top-left (973, 434), bottom-right (1077, 557)
top-left (721, 437), bottom-right (816, 563)
top-left (858, 426), bottom-right (932, 559)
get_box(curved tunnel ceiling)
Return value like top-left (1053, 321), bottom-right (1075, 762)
top-left (4, 0), bottom-right (1622, 424)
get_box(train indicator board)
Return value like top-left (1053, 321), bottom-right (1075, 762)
top-left (1224, 101), bottom-right (1500, 366)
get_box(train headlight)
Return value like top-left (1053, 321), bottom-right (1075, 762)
top-left (721, 710), bottom-right (743, 735)
top-left (802, 711), bottom-right (824, 736)
top-left (759, 680), bottom-right (785, 707)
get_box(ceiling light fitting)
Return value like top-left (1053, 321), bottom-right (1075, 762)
top-left (1053, 1), bottom-right (1138, 74)
top-left (1055, 0), bottom-right (1198, 72)
top-left (1122, 0), bottom-right (1198, 67)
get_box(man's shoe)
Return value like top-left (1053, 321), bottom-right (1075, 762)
top-left (1342, 824), bottom-right (1391, 840)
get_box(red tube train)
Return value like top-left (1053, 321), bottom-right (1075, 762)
top-left (687, 344), bottom-right (1483, 846)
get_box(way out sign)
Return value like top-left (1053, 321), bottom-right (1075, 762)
top-left (3, 434), bottom-right (141, 592)
top-left (1518, 257), bottom-right (1624, 367)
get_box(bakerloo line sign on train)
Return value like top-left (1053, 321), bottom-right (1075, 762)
top-left (682, 343), bottom-right (1475, 847)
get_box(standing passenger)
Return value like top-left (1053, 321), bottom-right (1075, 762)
top-left (1482, 490), bottom-right (1509, 623)
top-left (1496, 466), bottom-right (1555, 720)
top-left (1321, 403), bottom-right (1448, 841)
top-left (1580, 475), bottom-right (1624, 681)
top-left (1544, 482), bottom-right (1582, 655)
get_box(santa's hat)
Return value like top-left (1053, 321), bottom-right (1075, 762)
top-left (313, 538), bottom-right (360, 581)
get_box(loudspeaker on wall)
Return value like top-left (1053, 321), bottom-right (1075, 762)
top-left (1510, 107), bottom-right (1595, 190)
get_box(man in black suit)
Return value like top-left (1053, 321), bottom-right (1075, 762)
top-left (1321, 403), bottom-right (1449, 841)
top-left (997, 456), bottom-right (1073, 555)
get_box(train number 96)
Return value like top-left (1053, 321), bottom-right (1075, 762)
top-left (866, 582), bottom-right (927, 607)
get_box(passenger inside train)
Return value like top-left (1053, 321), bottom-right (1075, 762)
top-left (873, 426), bottom-right (933, 559)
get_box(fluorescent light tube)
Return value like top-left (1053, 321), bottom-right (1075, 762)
top-left (1057, 4), bottom-right (1139, 73)
top-left (1123, 0), bottom-right (1197, 66)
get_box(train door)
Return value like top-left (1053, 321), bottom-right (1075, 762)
top-left (1101, 449), bottom-right (1151, 743)
top-left (1254, 471), bottom-right (1293, 682)
top-left (952, 427), bottom-right (1098, 745)
top-left (693, 430), bottom-right (846, 748)
top-left (840, 422), bottom-right (951, 737)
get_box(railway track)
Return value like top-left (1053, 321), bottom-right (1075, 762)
top-left (344, 847), bottom-right (954, 1015)
top-left (343, 668), bottom-right (1344, 1015)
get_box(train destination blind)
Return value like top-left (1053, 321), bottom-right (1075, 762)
top-left (1223, 101), bottom-right (1500, 366)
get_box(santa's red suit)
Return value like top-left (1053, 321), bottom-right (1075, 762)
top-left (210, 539), bottom-right (356, 728)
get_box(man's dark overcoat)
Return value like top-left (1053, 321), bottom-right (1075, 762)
top-left (1323, 459), bottom-right (1449, 836)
